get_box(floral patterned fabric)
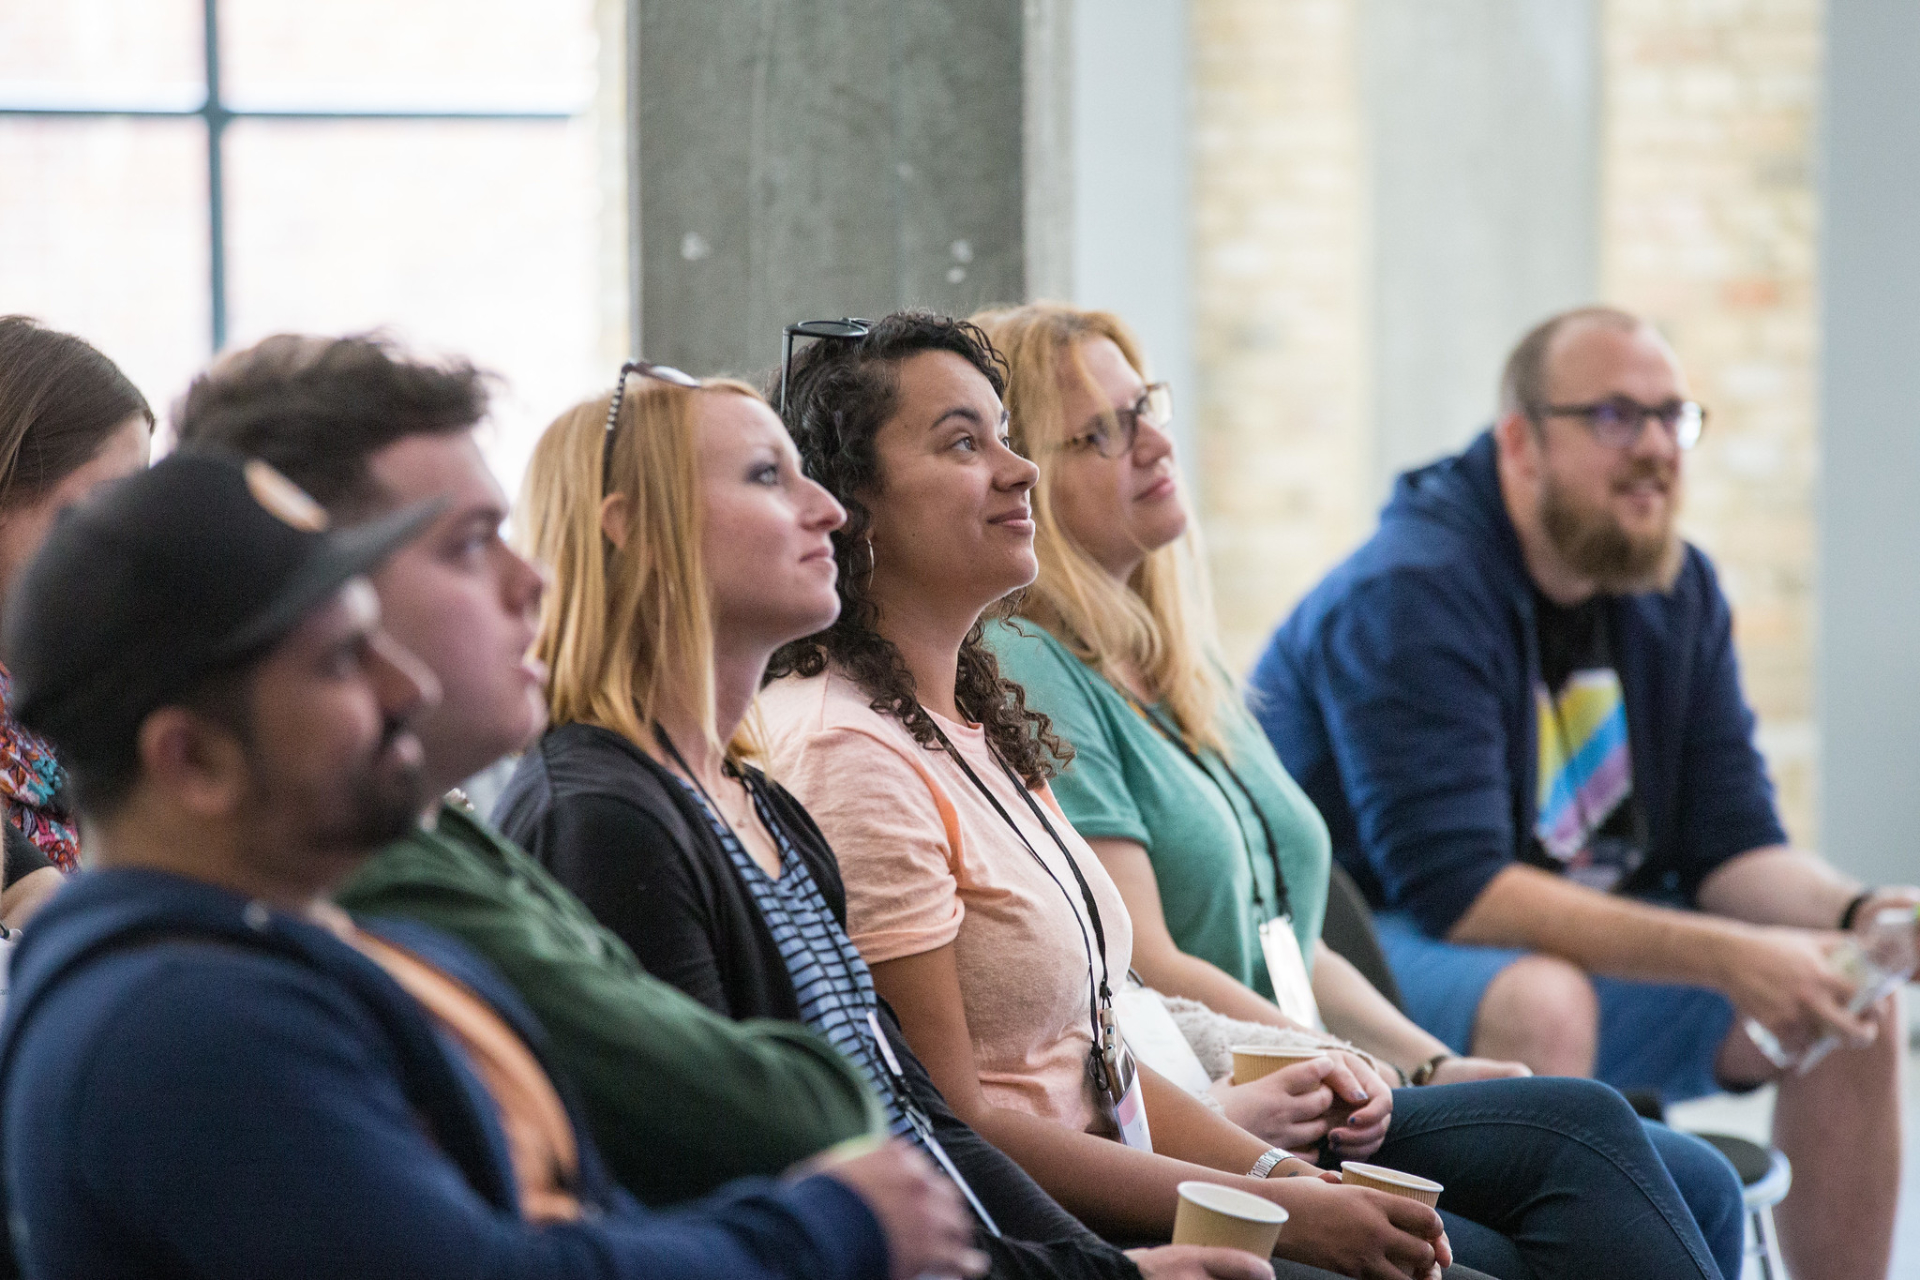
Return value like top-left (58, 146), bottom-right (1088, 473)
top-left (0, 664), bottom-right (79, 872)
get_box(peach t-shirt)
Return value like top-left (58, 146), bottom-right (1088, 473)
top-left (761, 670), bottom-right (1133, 1133)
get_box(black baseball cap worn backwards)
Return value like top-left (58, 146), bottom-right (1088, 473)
top-left (2, 447), bottom-right (440, 769)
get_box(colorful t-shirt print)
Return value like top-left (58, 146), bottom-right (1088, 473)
top-left (1529, 594), bottom-right (1645, 892)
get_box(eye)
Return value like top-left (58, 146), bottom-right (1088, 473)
top-left (1591, 400), bottom-right (1633, 430)
top-left (750, 462), bottom-right (781, 485)
top-left (951, 432), bottom-right (979, 453)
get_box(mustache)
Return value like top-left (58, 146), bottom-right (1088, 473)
top-left (1615, 456), bottom-right (1677, 486)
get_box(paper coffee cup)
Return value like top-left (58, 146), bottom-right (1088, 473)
top-left (1340, 1161), bottom-right (1443, 1207)
top-left (1230, 1043), bottom-right (1325, 1085)
top-left (1172, 1180), bottom-right (1289, 1257)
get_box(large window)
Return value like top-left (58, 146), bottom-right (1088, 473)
top-left (0, 0), bottom-right (620, 488)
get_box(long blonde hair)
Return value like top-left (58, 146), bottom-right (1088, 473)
top-left (518, 375), bottom-right (762, 759)
top-left (972, 302), bottom-right (1235, 755)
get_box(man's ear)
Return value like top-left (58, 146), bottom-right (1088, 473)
top-left (1493, 410), bottom-right (1542, 480)
top-left (599, 492), bottom-right (630, 550)
top-left (136, 706), bottom-right (249, 819)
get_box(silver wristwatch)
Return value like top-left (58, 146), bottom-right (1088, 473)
top-left (1247, 1147), bottom-right (1290, 1179)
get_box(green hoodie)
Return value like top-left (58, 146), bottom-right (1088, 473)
top-left (337, 800), bottom-right (883, 1206)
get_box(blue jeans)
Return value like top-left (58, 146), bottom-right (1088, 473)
top-left (1355, 1077), bottom-right (1743, 1280)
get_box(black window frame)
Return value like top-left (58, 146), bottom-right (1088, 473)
top-left (0, 0), bottom-right (580, 350)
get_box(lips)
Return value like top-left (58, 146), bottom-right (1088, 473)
top-left (988, 506), bottom-right (1034, 533)
top-left (1137, 474), bottom-right (1177, 502)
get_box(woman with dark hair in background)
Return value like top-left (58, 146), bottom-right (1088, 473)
top-left (0, 317), bottom-right (152, 911)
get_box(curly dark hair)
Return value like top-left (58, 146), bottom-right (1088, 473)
top-left (764, 310), bottom-right (1071, 787)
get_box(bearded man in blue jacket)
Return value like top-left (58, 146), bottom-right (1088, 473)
top-left (0, 449), bottom-right (983, 1280)
top-left (1250, 306), bottom-right (1914, 1280)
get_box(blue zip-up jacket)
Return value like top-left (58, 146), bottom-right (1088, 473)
top-left (1247, 429), bottom-right (1786, 938)
top-left (0, 867), bottom-right (888, 1280)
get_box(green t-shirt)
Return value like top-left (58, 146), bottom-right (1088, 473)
top-left (336, 801), bottom-right (881, 1207)
top-left (988, 619), bottom-right (1331, 998)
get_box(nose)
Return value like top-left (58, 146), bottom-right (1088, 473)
top-left (802, 476), bottom-right (848, 533)
top-left (368, 628), bottom-right (442, 721)
top-left (1134, 415), bottom-right (1176, 466)
top-left (498, 541), bottom-right (547, 616)
top-left (1632, 407), bottom-right (1683, 465)
top-left (996, 439), bottom-right (1039, 493)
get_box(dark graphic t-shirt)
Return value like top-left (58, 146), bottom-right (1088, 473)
top-left (1527, 592), bottom-right (1647, 891)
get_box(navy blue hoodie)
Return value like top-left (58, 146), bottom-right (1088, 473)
top-left (0, 868), bottom-right (887, 1280)
top-left (1248, 430), bottom-right (1786, 938)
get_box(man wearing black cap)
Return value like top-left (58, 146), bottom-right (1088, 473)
top-left (0, 449), bottom-right (982, 1280)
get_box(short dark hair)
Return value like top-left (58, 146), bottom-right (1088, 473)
top-left (173, 333), bottom-right (491, 515)
top-left (64, 661), bottom-right (256, 819)
top-left (0, 316), bottom-right (153, 511)
top-left (1498, 306), bottom-right (1646, 420)
top-left (766, 310), bottom-right (1070, 788)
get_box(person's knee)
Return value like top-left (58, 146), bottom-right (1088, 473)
top-left (1473, 955), bottom-right (1599, 1075)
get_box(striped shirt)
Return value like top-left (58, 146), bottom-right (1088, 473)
top-left (671, 774), bottom-right (912, 1139)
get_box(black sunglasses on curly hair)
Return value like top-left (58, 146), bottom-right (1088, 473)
top-left (778, 318), bottom-right (873, 416)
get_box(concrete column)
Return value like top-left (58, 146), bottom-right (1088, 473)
top-left (1360, 0), bottom-right (1599, 485)
top-left (631, 0), bottom-right (1027, 379)
top-left (1819, 1), bottom-right (1920, 884)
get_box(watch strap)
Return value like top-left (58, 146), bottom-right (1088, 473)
top-left (1248, 1148), bottom-right (1290, 1179)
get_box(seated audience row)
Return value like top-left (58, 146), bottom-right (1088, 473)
top-left (0, 446), bottom-right (981, 1279)
top-left (0, 298), bottom-right (1901, 1280)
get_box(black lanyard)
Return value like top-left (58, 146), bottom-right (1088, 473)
top-left (1120, 694), bottom-right (1292, 922)
top-left (924, 720), bottom-right (1112, 1050)
top-left (655, 729), bottom-right (1004, 1238)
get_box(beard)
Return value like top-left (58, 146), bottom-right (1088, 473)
top-left (1539, 456), bottom-right (1683, 594)
top-left (265, 716), bottom-right (428, 856)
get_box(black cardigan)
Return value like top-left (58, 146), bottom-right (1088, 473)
top-left (495, 722), bottom-right (1142, 1280)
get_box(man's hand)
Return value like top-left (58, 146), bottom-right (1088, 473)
top-left (1425, 1055), bottom-right (1531, 1085)
top-left (1209, 1055), bottom-right (1387, 1157)
top-left (814, 1139), bottom-right (988, 1280)
top-left (1263, 1178), bottom-right (1450, 1280)
top-left (1126, 1245), bottom-right (1277, 1280)
top-left (1718, 924), bottom-right (1879, 1055)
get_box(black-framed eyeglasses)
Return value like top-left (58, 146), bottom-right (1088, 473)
top-left (1065, 382), bottom-right (1173, 459)
top-left (604, 359), bottom-right (702, 489)
top-left (1530, 396), bottom-right (1706, 451)
top-left (779, 318), bottom-right (873, 416)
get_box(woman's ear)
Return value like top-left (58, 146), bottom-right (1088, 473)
top-left (600, 492), bottom-right (630, 550)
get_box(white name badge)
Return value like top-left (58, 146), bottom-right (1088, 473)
top-left (1259, 915), bottom-right (1322, 1031)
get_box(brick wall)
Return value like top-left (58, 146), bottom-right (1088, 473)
top-left (1601, 0), bottom-right (1822, 845)
top-left (1190, 0), bottom-right (1372, 668)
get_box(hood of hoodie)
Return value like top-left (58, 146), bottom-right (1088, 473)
top-left (1378, 428), bottom-right (1533, 606)
top-left (0, 867), bottom-right (534, 1216)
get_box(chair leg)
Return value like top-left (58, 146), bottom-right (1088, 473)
top-left (1752, 1202), bottom-right (1787, 1280)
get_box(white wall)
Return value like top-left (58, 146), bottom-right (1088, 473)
top-left (1361, 0), bottom-right (1599, 488)
top-left (1819, 0), bottom-right (1920, 885)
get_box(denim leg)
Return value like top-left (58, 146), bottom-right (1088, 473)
top-left (1361, 1077), bottom-right (1723, 1280)
top-left (1640, 1120), bottom-right (1744, 1280)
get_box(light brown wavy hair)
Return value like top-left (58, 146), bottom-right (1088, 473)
top-left (972, 302), bottom-right (1236, 756)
